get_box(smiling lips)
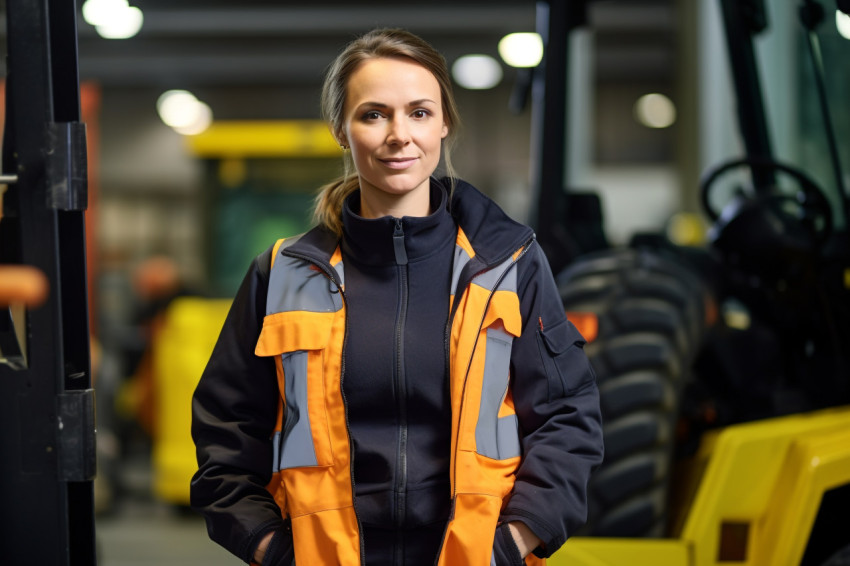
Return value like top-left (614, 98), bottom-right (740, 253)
top-left (379, 157), bottom-right (418, 170)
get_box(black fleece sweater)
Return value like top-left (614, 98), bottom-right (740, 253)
top-left (340, 185), bottom-right (456, 564)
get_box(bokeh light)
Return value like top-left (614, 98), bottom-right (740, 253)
top-left (498, 33), bottom-right (544, 68)
top-left (452, 55), bottom-right (503, 90)
top-left (633, 93), bottom-right (677, 129)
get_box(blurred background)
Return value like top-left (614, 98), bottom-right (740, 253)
top-left (3, 0), bottom-right (849, 564)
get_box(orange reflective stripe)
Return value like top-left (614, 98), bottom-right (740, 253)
top-left (270, 238), bottom-right (286, 268)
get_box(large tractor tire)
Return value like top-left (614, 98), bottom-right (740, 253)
top-left (821, 544), bottom-right (850, 566)
top-left (557, 248), bottom-right (710, 537)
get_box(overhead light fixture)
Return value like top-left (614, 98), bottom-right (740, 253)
top-left (452, 55), bottom-right (503, 90)
top-left (837, 9), bottom-right (850, 39)
top-left (634, 93), bottom-right (677, 129)
top-left (157, 90), bottom-right (214, 136)
top-left (82, 0), bottom-right (143, 39)
top-left (498, 33), bottom-right (544, 68)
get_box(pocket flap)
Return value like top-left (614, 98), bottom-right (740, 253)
top-left (540, 317), bottom-right (586, 355)
top-left (255, 310), bottom-right (334, 356)
top-left (481, 292), bottom-right (522, 337)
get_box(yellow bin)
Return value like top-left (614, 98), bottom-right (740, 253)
top-left (152, 296), bottom-right (232, 505)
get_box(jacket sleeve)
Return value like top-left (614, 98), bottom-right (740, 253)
top-left (190, 247), bottom-right (292, 564)
top-left (499, 242), bottom-right (604, 557)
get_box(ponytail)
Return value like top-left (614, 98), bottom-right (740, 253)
top-left (313, 174), bottom-right (360, 235)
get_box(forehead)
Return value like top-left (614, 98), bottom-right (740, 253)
top-left (346, 57), bottom-right (442, 105)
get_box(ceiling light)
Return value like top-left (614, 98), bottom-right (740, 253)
top-left (83, 0), bottom-right (143, 39)
top-left (452, 55), bottom-right (503, 90)
top-left (82, 0), bottom-right (125, 26)
top-left (634, 93), bottom-right (677, 129)
top-left (837, 9), bottom-right (850, 39)
top-left (157, 90), bottom-right (214, 135)
top-left (498, 33), bottom-right (544, 68)
top-left (173, 102), bottom-right (213, 136)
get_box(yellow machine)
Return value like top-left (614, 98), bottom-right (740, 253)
top-left (151, 296), bottom-right (232, 504)
top-left (551, 406), bottom-right (850, 565)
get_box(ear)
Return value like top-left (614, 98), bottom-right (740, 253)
top-left (441, 122), bottom-right (449, 139)
top-left (336, 129), bottom-right (348, 148)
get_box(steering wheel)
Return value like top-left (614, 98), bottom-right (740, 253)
top-left (700, 156), bottom-right (833, 246)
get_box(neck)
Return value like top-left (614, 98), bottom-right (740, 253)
top-left (358, 181), bottom-right (432, 219)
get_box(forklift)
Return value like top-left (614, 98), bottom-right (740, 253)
top-left (536, 1), bottom-right (850, 564)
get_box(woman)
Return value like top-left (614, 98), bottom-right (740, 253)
top-left (191, 28), bottom-right (603, 566)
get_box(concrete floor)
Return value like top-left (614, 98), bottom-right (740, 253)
top-left (96, 501), bottom-right (239, 566)
top-left (94, 450), bottom-right (241, 566)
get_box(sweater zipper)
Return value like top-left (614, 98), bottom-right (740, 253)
top-left (281, 250), bottom-right (365, 565)
top-left (392, 219), bottom-right (410, 549)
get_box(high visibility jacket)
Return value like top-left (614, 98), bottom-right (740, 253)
top-left (191, 180), bottom-right (603, 566)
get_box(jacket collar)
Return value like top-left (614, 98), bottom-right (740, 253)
top-left (447, 178), bottom-right (534, 268)
top-left (284, 177), bottom-right (535, 274)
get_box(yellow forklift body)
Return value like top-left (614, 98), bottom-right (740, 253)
top-left (550, 538), bottom-right (689, 565)
top-left (551, 406), bottom-right (850, 566)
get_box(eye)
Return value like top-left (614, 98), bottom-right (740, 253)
top-left (361, 110), bottom-right (383, 121)
top-left (411, 109), bottom-right (430, 119)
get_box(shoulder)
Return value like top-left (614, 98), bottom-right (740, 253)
top-left (446, 178), bottom-right (534, 261)
top-left (259, 225), bottom-right (339, 277)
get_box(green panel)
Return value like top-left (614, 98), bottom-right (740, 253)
top-left (207, 157), bottom-right (342, 296)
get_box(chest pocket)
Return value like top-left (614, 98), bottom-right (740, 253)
top-left (257, 311), bottom-right (336, 470)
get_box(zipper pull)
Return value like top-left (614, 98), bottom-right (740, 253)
top-left (393, 218), bottom-right (408, 265)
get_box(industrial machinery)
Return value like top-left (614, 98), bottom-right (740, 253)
top-left (534, 1), bottom-right (850, 564)
top-left (0, 0), bottom-right (97, 564)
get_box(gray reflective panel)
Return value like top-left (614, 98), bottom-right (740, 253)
top-left (495, 415), bottom-right (520, 459)
top-left (450, 245), bottom-right (472, 296)
top-left (271, 430), bottom-right (282, 473)
top-left (267, 256), bottom-right (341, 314)
top-left (279, 351), bottom-right (319, 469)
top-left (330, 259), bottom-right (344, 311)
top-left (473, 256), bottom-right (517, 294)
top-left (475, 328), bottom-right (519, 460)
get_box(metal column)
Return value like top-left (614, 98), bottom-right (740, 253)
top-left (0, 0), bottom-right (96, 563)
top-left (529, 0), bottom-right (589, 274)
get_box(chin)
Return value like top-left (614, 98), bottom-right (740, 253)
top-left (374, 177), bottom-right (428, 195)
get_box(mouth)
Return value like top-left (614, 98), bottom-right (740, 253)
top-left (378, 157), bottom-right (418, 170)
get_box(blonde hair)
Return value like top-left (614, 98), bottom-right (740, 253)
top-left (314, 28), bottom-right (462, 234)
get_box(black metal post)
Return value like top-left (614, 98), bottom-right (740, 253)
top-left (799, 0), bottom-right (850, 226)
top-left (0, 0), bottom-right (96, 564)
top-left (718, 0), bottom-right (776, 190)
top-left (529, 0), bottom-right (588, 273)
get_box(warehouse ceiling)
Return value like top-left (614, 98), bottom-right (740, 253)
top-left (68, 0), bottom-right (676, 88)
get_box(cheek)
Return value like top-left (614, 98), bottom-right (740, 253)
top-left (422, 125), bottom-right (446, 150)
top-left (349, 126), bottom-right (382, 152)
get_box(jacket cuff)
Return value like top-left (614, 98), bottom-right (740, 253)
top-left (492, 522), bottom-right (524, 566)
top-left (500, 511), bottom-right (557, 557)
top-left (259, 520), bottom-right (294, 566)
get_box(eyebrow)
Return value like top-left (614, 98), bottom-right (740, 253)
top-left (356, 98), bottom-right (438, 110)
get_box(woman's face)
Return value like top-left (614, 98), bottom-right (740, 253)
top-left (340, 57), bottom-right (448, 218)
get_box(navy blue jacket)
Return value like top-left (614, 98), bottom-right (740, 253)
top-left (191, 178), bottom-right (604, 565)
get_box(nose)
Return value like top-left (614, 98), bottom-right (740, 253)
top-left (386, 118), bottom-right (411, 146)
